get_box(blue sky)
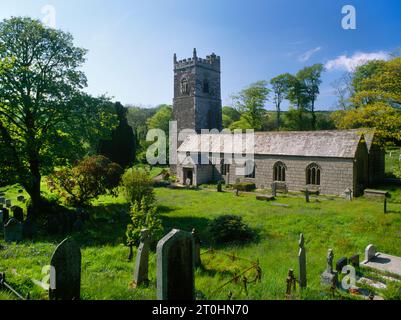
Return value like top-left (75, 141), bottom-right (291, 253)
top-left (0, 0), bottom-right (400, 110)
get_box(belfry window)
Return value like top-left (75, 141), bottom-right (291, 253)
top-left (306, 163), bottom-right (321, 185)
top-left (180, 78), bottom-right (189, 95)
top-left (203, 79), bottom-right (210, 93)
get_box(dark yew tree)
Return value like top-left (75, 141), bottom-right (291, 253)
top-left (0, 17), bottom-right (117, 218)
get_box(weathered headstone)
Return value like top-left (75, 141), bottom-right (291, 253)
top-left (133, 229), bottom-right (151, 288)
top-left (5, 199), bottom-right (11, 208)
top-left (349, 254), bottom-right (360, 268)
top-left (365, 244), bottom-right (377, 262)
top-left (336, 257), bottom-right (348, 273)
top-left (298, 233), bottom-right (307, 289)
top-left (49, 238), bottom-right (81, 300)
top-left (271, 182), bottom-right (277, 197)
top-left (0, 197), bottom-right (5, 204)
top-left (344, 188), bottom-right (353, 201)
top-left (17, 195), bottom-right (25, 203)
top-left (321, 249), bottom-right (338, 287)
top-left (157, 229), bottom-right (195, 301)
top-left (4, 218), bottom-right (23, 243)
top-left (11, 206), bottom-right (24, 223)
top-left (192, 229), bottom-right (201, 268)
top-left (305, 189), bottom-right (310, 203)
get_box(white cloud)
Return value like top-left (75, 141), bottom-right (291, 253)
top-left (325, 51), bottom-right (390, 72)
top-left (298, 47), bottom-right (322, 62)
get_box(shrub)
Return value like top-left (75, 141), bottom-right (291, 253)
top-left (207, 215), bottom-right (256, 244)
top-left (233, 182), bottom-right (256, 192)
top-left (47, 155), bottom-right (123, 206)
top-left (126, 196), bottom-right (163, 246)
top-left (121, 167), bottom-right (155, 205)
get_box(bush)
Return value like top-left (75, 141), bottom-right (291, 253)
top-left (207, 215), bottom-right (256, 244)
top-left (126, 196), bottom-right (163, 247)
top-left (121, 167), bottom-right (155, 205)
top-left (47, 155), bottom-right (123, 206)
top-left (233, 182), bottom-right (256, 192)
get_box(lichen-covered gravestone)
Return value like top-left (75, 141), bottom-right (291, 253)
top-left (49, 238), bottom-right (81, 300)
top-left (157, 229), bottom-right (195, 301)
top-left (4, 218), bottom-right (23, 243)
top-left (1, 207), bottom-right (9, 225)
top-left (321, 249), bottom-right (338, 287)
top-left (133, 229), bottom-right (150, 288)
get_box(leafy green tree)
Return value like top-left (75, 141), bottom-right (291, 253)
top-left (222, 106), bottom-right (241, 129)
top-left (147, 104), bottom-right (172, 133)
top-left (232, 81), bottom-right (270, 131)
top-left (99, 102), bottom-right (136, 167)
top-left (270, 73), bottom-right (292, 130)
top-left (285, 74), bottom-right (308, 130)
top-left (297, 64), bottom-right (324, 130)
top-left (0, 17), bottom-right (117, 217)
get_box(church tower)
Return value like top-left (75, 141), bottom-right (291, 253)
top-left (173, 49), bottom-right (223, 136)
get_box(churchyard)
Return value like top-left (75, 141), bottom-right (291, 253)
top-left (1, 174), bottom-right (401, 300)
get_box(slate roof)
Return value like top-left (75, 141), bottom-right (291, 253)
top-left (177, 130), bottom-right (368, 159)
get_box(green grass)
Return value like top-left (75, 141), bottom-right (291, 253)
top-left (386, 148), bottom-right (401, 176)
top-left (1, 185), bottom-right (401, 300)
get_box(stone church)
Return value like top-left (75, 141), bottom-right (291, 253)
top-left (172, 50), bottom-right (385, 196)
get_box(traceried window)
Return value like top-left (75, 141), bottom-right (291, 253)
top-left (245, 160), bottom-right (256, 179)
top-left (221, 160), bottom-right (230, 176)
top-left (306, 163), bottom-right (321, 186)
top-left (180, 78), bottom-right (189, 95)
top-left (273, 162), bottom-right (286, 182)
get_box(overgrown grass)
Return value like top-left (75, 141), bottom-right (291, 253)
top-left (1, 184), bottom-right (401, 300)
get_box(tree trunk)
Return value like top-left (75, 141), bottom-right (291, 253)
top-left (25, 155), bottom-right (42, 220)
top-left (276, 103), bottom-right (281, 131)
top-left (311, 100), bottom-right (316, 131)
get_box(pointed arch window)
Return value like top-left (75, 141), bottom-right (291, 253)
top-left (203, 78), bottom-right (210, 93)
top-left (273, 162), bottom-right (286, 182)
top-left (306, 163), bottom-right (321, 186)
top-left (180, 78), bottom-right (189, 95)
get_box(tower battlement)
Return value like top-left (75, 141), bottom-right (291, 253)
top-left (174, 49), bottom-right (220, 72)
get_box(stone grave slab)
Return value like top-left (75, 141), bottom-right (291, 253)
top-left (362, 253), bottom-right (401, 277)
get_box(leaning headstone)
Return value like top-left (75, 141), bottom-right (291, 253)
top-left (321, 249), bottom-right (338, 287)
top-left (349, 254), bottom-right (360, 268)
top-left (365, 244), bottom-right (377, 262)
top-left (298, 233), bottom-right (307, 289)
top-left (11, 206), bottom-right (24, 223)
top-left (49, 238), bottom-right (81, 300)
top-left (271, 182), bottom-right (277, 197)
top-left (192, 229), bottom-right (201, 268)
top-left (133, 229), bottom-right (151, 288)
top-left (4, 218), bottom-right (23, 243)
top-left (157, 229), bottom-right (195, 301)
top-left (5, 199), bottom-right (11, 208)
top-left (336, 257), bottom-right (348, 273)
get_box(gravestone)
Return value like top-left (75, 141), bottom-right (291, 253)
top-left (298, 233), bottom-right (307, 289)
top-left (0, 197), bottom-right (5, 204)
top-left (157, 229), bottom-right (195, 301)
top-left (133, 229), bottom-right (151, 288)
top-left (349, 254), bottom-right (360, 268)
top-left (5, 199), bottom-right (11, 208)
top-left (365, 244), bottom-right (377, 262)
top-left (0, 210), bottom-right (3, 225)
top-left (321, 249), bottom-right (338, 287)
top-left (4, 218), bottom-right (23, 243)
top-left (271, 182), bottom-right (277, 197)
top-left (49, 238), bottom-right (81, 300)
top-left (384, 198), bottom-right (387, 214)
top-left (192, 229), bottom-right (201, 268)
top-left (11, 206), bottom-right (24, 223)
top-left (1, 208), bottom-right (9, 225)
top-left (17, 196), bottom-right (25, 203)
top-left (305, 189), bottom-right (310, 203)
top-left (336, 257), bottom-right (348, 273)
top-left (344, 188), bottom-right (353, 201)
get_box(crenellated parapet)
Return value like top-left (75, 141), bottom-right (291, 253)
top-left (174, 49), bottom-right (220, 72)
